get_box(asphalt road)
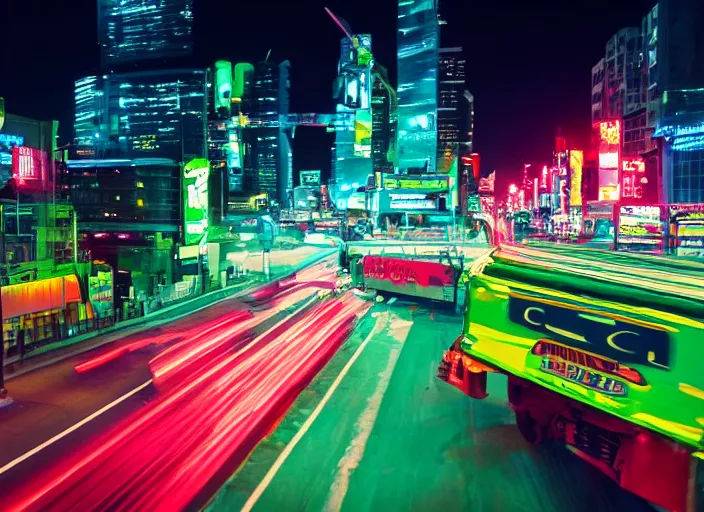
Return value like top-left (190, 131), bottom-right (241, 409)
top-left (0, 293), bottom-right (251, 487)
top-left (208, 298), bottom-right (655, 512)
top-left (0, 255), bottom-right (345, 511)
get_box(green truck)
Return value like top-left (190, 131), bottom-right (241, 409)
top-left (439, 244), bottom-right (704, 511)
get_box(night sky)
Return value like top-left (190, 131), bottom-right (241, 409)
top-left (0, 0), bottom-right (655, 187)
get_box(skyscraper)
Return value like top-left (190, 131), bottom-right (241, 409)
top-left (240, 60), bottom-right (292, 205)
top-left (74, 70), bottom-right (208, 161)
top-left (436, 47), bottom-right (466, 173)
top-left (371, 65), bottom-right (395, 174)
top-left (332, 35), bottom-right (374, 192)
top-left (98, 0), bottom-right (194, 68)
top-left (397, 0), bottom-right (439, 173)
top-left (73, 76), bottom-right (101, 156)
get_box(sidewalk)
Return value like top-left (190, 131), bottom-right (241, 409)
top-left (3, 246), bottom-right (337, 381)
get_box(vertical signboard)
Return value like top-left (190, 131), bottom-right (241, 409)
top-left (183, 158), bottom-right (209, 245)
top-left (569, 150), bottom-right (583, 207)
top-left (539, 165), bottom-right (549, 192)
top-left (0, 97), bottom-right (5, 131)
top-left (596, 121), bottom-right (620, 201)
top-left (214, 61), bottom-right (233, 114)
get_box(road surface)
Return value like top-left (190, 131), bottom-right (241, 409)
top-left (0, 258), bottom-right (349, 511)
top-left (208, 298), bottom-right (655, 512)
top-left (0, 252), bottom-right (656, 511)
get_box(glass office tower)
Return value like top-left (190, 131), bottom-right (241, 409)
top-left (73, 70), bottom-right (207, 161)
top-left (397, 0), bottom-right (439, 173)
top-left (98, 0), bottom-right (194, 67)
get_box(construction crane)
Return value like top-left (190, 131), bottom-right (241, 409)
top-left (324, 7), bottom-right (397, 110)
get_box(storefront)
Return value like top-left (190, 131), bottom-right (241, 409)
top-left (669, 204), bottom-right (704, 258)
top-left (583, 201), bottom-right (616, 241)
top-left (2, 274), bottom-right (84, 356)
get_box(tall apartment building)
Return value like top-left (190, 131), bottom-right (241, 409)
top-left (437, 47), bottom-right (465, 173)
top-left (397, 0), bottom-right (439, 173)
top-left (592, 0), bottom-right (704, 205)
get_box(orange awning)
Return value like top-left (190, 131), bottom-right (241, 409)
top-left (1, 275), bottom-right (84, 321)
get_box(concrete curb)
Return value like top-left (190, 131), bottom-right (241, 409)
top-left (3, 248), bottom-right (336, 381)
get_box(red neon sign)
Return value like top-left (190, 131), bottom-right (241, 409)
top-left (622, 158), bottom-right (645, 173)
top-left (12, 146), bottom-right (48, 188)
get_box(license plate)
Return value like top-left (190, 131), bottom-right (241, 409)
top-left (540, 357), bottom-right (627, 396)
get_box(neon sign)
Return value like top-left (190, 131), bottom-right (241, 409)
top-left (0, 133), bottom-right (24, 147)
top-left (183, 158), bottom-right (209, 245)
top-left (599, 121), bottom-right (620, 145)
top-left (622, 158), bottom-right (645, 173)
top-left (539, 165), bottom-right (549, 191)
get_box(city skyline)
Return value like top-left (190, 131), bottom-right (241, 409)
top-left (0, 0), bottom-right (656, 182)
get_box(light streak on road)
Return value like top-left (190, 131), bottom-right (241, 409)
top-left (1, 267), bottom-right (369, 512)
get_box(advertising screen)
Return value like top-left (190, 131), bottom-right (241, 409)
top-left (618, 205), bottom-right (664, 249)
top-left (300, 170), bottom-right (321, 186)
top-left (183, 158), bottom-right (209, 245)
top-left (354, 110), bottom-right (372, 157)
top-left (569, 151), bottom-right (583, 207)
top-left (384, 176), bottom-right (448, 191)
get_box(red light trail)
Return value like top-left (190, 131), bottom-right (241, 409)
top-left (2, 266), bottom-right (369, 512)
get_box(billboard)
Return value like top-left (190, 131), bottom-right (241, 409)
top-left (569, 150), bottom-right (583, 207)
top-left (300, 170), bottom-right (321, 186)
top-left (183, 158), bottom-right (209, 245)
top-left (388, 193), bottom-right (436, 210)
top-left (384, 176), bottom-right (448, 191)
top-left (354, 109), bottom-right (372, 157)
top-left (12, 146), bottom-right (49, 190)
top-left (617, 205), bottom-right (664, 250)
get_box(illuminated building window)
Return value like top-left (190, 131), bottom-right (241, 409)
top-left (136, 198), bottom-right (144, 207)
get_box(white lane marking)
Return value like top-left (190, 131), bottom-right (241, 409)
top-left (241, 313), bottom-right (387, 512)
top-left (323, 339), bottom-right (404, 512)
top-left (0, 380), bottom-right (153, 477)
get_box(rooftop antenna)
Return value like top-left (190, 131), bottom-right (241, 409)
top-left (265, 49), bottom-right (271, 62)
